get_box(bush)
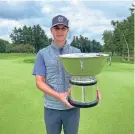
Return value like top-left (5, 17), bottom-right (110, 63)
top-left (23, 44), bottom-right (35, 53)
top-left (0, 43), bottom-right (6, 53)
top-left (6, 44), bottom-right (13, 53)
top-left (10, 44), bottom-right (35, 53)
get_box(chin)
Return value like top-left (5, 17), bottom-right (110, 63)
top-left (57, 38), bottom-right (65, 42)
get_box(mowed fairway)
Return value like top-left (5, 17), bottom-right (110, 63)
top-left (0, 53), bottom-right (134, 134)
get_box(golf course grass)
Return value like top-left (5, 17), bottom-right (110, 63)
top-left (0, 53), bottom-right (134, 134)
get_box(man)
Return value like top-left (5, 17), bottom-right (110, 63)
top-left (32, 15), bottom-right (101, 134)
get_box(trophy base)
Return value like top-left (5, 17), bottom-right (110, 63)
top-left (68, 75), bottom-right (99, 108)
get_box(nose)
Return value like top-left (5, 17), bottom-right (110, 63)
top-left (57, 30), bottom-right (63, 34)
top-left (57, 29), bottom-right (63, 32)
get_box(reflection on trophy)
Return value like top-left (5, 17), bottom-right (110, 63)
top-left (59, 53), bottom-right (110, 108)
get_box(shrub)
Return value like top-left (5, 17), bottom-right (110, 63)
top-left (10, 44), bottom-right (35, 53)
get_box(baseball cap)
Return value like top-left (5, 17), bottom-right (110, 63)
top-left (51, 15), bottom-right (69, 28)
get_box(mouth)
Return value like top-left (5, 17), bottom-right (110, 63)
top-left (57, 35), bottom-right (64, 37)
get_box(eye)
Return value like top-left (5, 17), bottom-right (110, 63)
top-left (61, 27), bottom-right (67, 31)
top-left (54, 27), bottom-right (60, 30)
top-left (53, 26), bottom-right (67, 31)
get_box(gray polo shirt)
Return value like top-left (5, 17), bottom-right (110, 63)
top-left (32, 41), bottom-right (81, 110)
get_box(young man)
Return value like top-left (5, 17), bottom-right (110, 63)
top-left (32, 15), bottom-right (101, 134)
top-left (32, 15), bottom-right (81, 134)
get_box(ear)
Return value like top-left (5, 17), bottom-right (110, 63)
top-left (67, 28), bottom-right (69, 33)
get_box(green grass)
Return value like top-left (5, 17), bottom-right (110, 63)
top-left (111, 56), bottom-right (134, 64)
top-left (0, 53), bottom-right (134, 134)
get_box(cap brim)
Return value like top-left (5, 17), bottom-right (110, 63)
top-left (51, 23), bottom-right (69, 28)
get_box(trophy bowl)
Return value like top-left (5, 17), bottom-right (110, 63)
top-left (59, 53), bottom-right (109, 108)
top-left (59, 53), bottom-right (109, 76)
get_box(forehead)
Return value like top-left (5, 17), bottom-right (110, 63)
top-left (54, 24), bottom-right (66, 27)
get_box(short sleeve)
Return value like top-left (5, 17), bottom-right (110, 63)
top-left (32, 51), bottom-right (46, 76)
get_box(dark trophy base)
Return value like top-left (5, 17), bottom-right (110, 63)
top-left (68, 76), bottom-right (99, 108)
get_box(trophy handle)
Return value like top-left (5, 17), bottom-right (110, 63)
top-left (67, 96), bottom-right (99, 108)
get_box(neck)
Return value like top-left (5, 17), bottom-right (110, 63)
top-left (53, 40), bottom-right (66, 47)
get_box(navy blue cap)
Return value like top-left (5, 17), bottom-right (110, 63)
top-left (51, 15), bottom-right (69, 28)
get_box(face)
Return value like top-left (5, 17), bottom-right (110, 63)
top-left (51, 24), bottom-right (69, 42)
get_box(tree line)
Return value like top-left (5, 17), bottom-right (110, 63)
top-left (0, 24), bottom-right (103, 53)
top-left (102, 9), bottom-right (134, 60)
top-left (71, 36), bottom-right (103, 52)
top-left (0, 8), bottom-right (133, 56)
top-left (10, 24), bottom-right (52, 53)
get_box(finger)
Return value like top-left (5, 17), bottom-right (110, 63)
top-left (66, 88), bottom-right (72, 95)
top-left (68, 88), bottom-right (72, 93)
top-left (64, 92), bottom-right (68, 96)
top-left (98, 97), bottom-right (101, 102)
top-left (96, 90), bottom-right (99, 97)
top-left (97, 92), bottom-right (101, 102)
top-left (97, 90), bottom-right (101, 96)
top-left (65, 100), bottom-right (74, 108)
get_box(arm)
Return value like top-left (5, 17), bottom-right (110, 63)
top-left (35, 75), bottom-right (60, 99)
top-left (32, 51), bottom-right (73, 107)
top-left (32, 51), bottom-right (60, 99)
top-left (35, 75), bottom-right (73, 108)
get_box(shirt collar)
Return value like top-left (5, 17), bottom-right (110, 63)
top-left (50, 40), bottom-right (69, 51)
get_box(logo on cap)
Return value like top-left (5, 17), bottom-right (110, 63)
top-left (58, 17), bottom-right (63, 22)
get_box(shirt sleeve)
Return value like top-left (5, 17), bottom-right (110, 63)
top-left (32, 51), bottom-right (46, 76)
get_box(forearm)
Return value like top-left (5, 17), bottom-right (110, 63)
top-left (35, 78), bottom-right (73, 108)
top-left (36, 80), bottom-right (60, 100)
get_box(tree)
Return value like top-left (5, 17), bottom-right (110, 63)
top-left (102, 9), bottom-right (134, 60)
top-left (32, 24), bottom-right (48, 53)
top-left (10, 24), bottom-right (49, 53)
top-left (0, 39), bottom-right (9, 53)
top-left (71, 35), bottom-right (103, 52)
top-left (102, 30), bottom-right (115, 55)
top-left (111, 14), bottom-right (133, 60)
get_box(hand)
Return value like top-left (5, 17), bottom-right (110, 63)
top-left (96, 88), bottom-right (101, 103)
top-left (58, 88), bottom-right (73, 108)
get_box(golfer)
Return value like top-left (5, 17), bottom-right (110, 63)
top-left (32, 15), bottom-right (101, 134)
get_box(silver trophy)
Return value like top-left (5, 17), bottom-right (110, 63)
top-left (59, 53), bottom-right (110, 108)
